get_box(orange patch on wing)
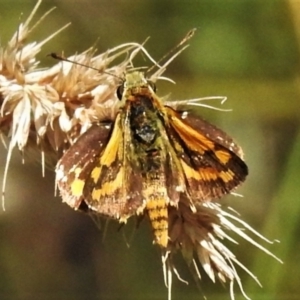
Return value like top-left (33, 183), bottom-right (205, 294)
top-left (215, 150), bottom-right (231, 164)
top-left (169, 112), bottom-right (215, 152)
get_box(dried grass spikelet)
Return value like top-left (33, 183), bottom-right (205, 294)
top-left (163, 199), bottom-right (282, 300)
top-left (0, 0), bottom-right (145, 205)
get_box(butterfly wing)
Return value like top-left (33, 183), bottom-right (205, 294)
top-left (165, 107), bottom-right (248, 202)
top-left (81, 112), bottom-right (144, 220)
top-left (56, 123), bottom-right (112, 210)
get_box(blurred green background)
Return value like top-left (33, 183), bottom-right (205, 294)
top-left (0, 0), bottom-right (299, 299)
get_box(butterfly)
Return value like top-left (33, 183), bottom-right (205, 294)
top-left (55, 70), bottom-right (248, 248)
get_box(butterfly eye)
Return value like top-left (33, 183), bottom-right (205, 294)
top-left (116, 84), bottom-right (124, 100)
top-left (147, 80), bottom-right (156, 92)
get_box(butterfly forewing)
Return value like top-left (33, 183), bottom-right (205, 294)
top-left (165, 106), bottom-right (248, 201)
top-left (82, 113), bottom-right (144, 220)
top-left (56, 123), bottom-right (112, 210)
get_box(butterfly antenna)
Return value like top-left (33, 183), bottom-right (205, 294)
top-left (49, 52), bottom-right (121, 79)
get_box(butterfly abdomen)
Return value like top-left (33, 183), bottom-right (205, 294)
top-left (145, 192), bottom-right (169, 248)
